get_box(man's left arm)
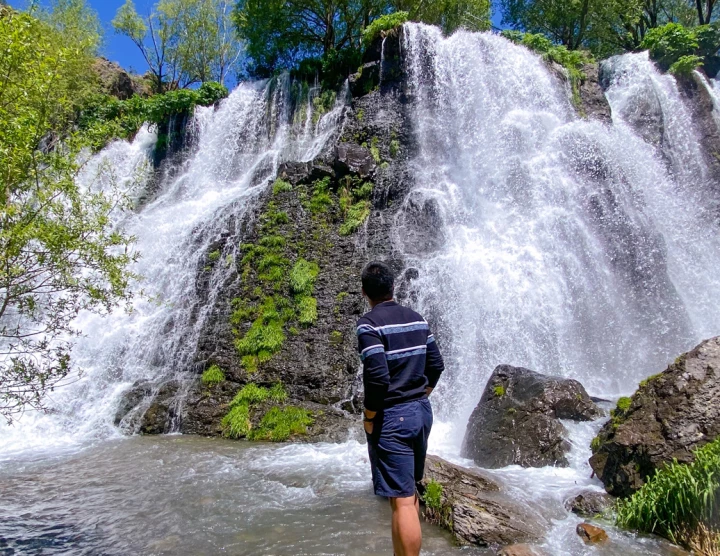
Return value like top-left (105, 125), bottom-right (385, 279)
top-left (424, 330), bottom-right (445, 396)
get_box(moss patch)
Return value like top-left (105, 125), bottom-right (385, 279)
top-left (248, 406), bottom-right (314, 442)
top-left (493, 385), bottom-right (506, 397)
top-left (272, 178), bottom-right (292, 195)
top-left (201, 364), bottom-right (225, 386)
top-left (222, 383), bottom-right (301, 440)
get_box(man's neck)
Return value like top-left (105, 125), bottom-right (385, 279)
top-left (369, 297), bottom-right (394, 309)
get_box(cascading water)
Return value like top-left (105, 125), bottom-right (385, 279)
top-left (0, 77), bottom-right (347, 457)
top-left (399, 26), bottom-right (720, 438)
top-left (3, 22), bottom-right (719, 556)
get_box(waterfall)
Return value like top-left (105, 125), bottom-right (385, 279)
top-left (399, 24), bottom-right (720, 449)
top-left (0, 77), bottom-right (346, 458)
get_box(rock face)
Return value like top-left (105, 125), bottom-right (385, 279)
top-left (420, 455), bottom-right (546, 547)
top-left (589, 337), bottom-right (720, 497)
top-left (576, 523), bottom-right (608, 544)
top-left (92, 58), bottom-right (150, 100)
top-left (462, 365), bottom-right (601, 468)
top-left (577, 63), bottom-right (612, 123)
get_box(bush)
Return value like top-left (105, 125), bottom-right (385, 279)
top-left (616, 437), bottom-right (720, 548)
top-left (423, 479), bottom-right (444, 512)
top-left (201, 365), bottom-right (225, 386)
top-left (297, 295), bottom-right (318, 325)
top-left (272, 178), bottom-right (292, 195)
top-left (363, 12), bottom-right (409, 47)
top-left (290, 259), bottom-right (320, 296)
top-left (248, 406), bottom-right (314, 442)
top-left (221, 403), bottom-right (251, 438)
top-left (339, 200), bottom-right (371, 236)
top-left (641, 23), bottom-right (699, 71)
top-left (670, 55), bottom-right (704, 75)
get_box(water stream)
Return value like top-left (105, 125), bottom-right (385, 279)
top-left (2, 24), bottom-right (720, 556)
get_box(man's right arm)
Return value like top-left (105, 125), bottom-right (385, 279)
top-left (425, 330), bottom-right (445, 393)
top-left (357, 321), bottom-right (389, 413)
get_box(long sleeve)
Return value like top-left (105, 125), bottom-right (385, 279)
top-left (357, 321), bottom-right (389, 412)
top-left (425, 331), bottom-right (445, 388)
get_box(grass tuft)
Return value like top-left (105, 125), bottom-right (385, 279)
top-left (290, 259), bottom-right (320, 296)
top-left (493, 384), bottom-right (505, 397)
top-left (201, 364), bottom-right (225, 386)
top-left (616, 437), bottom-right (720, 549)
top-left (248, 406), bottom-right (314, 442)
top-left (272, 178), bottom-right (292, 195)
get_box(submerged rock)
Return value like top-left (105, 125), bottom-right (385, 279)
top-left (497, 545), bottom-right (547, 556)
top-left (462, 365), bottom-right (601, 468)
top-left (576, 523), bottom-right (609, 544)
top-left (420, 455), bottom-right (545, 547)
top-left (564, 490), bottom-right (612, 517)
top-left (589, 337), bottom-right (720, 497)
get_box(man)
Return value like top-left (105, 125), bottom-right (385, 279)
top-left (357, 261), bottom-right (445, 556)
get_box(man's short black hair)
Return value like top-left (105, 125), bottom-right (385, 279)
top-left (362, 261), bottom-right (395, 302)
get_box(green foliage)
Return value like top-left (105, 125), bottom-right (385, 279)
top-left (641, 23), bottom-right (699, 70)
top-left (113, 0), bottom-right (241, 92)
top-left (269, 383), bottom-right (288, 403)
top-left (290, 259), bottom-right (320, 296)
top-left (0, 5), bottom-right (142, 421)
top-left (616, 396), bottom-right (632, 412)
top-left (590, 435), bottom-right (602, 453)
top-left (639, 373), bottom-right (663, 388)
top-left (235, 318), bottom-right (286, 367)
top-left (248, 406), bottom-right (314, 441)
top-left (363, 11), bottom-right (408, 47)
top-left (208, 250), bottom-right (221, 262)
top-left (396, 0), bottom-right (491, 34)
top-left (310, 177), bottom-right (334, 214)
top-left (616, 437), bottom-right (720, 548)
top-left (297, 296), bottom-right (318, 325)
top-left (329, 330), bottom-right (343, 345)
top-left (273, 178), bottom-right (293, 195)
top-left (339, 201), bottom-right (371, 236)
top-left (423, 479), bottom-right (444, 511)
top-left (221, 402), bottom-right (251, 438)
top-left (390, 139), bottom-right (401, 158)
top-left (78, 83), bottom-right (229, 149)
top-left (493, 385), bottom-right (506, 397)
top-left (201, 364), bottom-right (226, 386)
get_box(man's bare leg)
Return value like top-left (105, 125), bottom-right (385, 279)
top-left (389, 495), bottom-right (421, 556)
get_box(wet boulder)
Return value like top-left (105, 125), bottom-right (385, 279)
top-left (589, 337), bottom-right (720, 497)
top-left (576, 523), bottom-right (609, 544)
top-left (564, 490), bottom-right (612, 517)
top-left (334, 142), bottom-right (376, 178)
top-left (462, 365), bottom-right (601, 468)
top-left (419, 455), bottom-right (546, 547)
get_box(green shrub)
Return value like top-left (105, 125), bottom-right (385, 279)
top-left (493, 385), bottom-right (505, 397)
top-left (670, 55), bottom-right (704, 75)
top-left (269, 383), bottom-right (288, 403)
top-left (196, 81), bottom-right (229, 106)
top-left (641, 23), bottom-right (699, 71)
top-left (390, 139), bottom-right (400, 158)
top-left (201, 364), bottom-right (225, 386)
top-left (590, 436), bottom-right (602, 453)
top-left (290, 259), bottom-right (320, 296)
top-left (231, 383), bottom-right (270, 406)
top-left (297, 295), bottom-right (318, 325)
top-left (616, 396), bottom-right (632, 412)
top-left (423, 479), bottom-right (444, 511)
top-left (259, 235), bottom-right (286, 249)
top-left (221, 403), bottom-right (251, 438)
top-left (309, 177), bottom-right (333, 213)
top-left (616, 437), bottom-right (720, 548)
top-left (339, 200), bottom-right (371, 236)
top-left (363, 12), bottom-right (409, 47)
top-left (235, 319), bottom-right (285, 363)
top-left (208, 250), bottom-right (221, 262)
top-left (248, 406), bottom-right (314, 441)
top-left (272, 178), bottom-right (292, 195)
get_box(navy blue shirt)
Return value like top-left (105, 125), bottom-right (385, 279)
top-left (357, 301), bottom-right (445, 411)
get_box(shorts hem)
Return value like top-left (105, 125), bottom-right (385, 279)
top-left (373, 488), bottom-right (417, 499)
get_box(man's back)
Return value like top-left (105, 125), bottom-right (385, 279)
top-left (357, 301), bottom-right (444, 412)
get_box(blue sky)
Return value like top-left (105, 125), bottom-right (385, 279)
top-left (8, 0), bottom-right (153, 73)
top-left (8, 1), bottom-right (506, 76)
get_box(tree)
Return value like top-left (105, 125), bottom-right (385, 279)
top-left (234, 0), bottom-right (388, 76)
top-left (394, 0), bottom-right (491, 34)
top-left (113, 0), bottom-right (241, 92)
top-left (0, 4), bottom-right (137, 423)
top-left (694, 0), bottom-right (717, 24)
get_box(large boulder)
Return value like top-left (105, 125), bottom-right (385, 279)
top-left (589, 337), bottom-right (720, 497)
top-left (462, 365), bottom-right (601, 468)
top-left (92, 57), bottom-right (150, 100)
top-left (419, 455), bottom-right (546, 547)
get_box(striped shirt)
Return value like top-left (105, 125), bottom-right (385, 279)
top-left (357, 300), bottom-right (445, 411)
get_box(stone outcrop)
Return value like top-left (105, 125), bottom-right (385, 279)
top-left (420, 455), bottom-right (546, 547)
top-left (577, 63), bottom-right (612, 123)
top-left (589, 337), bottom-right (720, 497)
top-left (462, 365), bottom-right (601, 468)
top-left (92, 58), bottom-right (150, 100)
top-left (115, 30), bottom-right (418, 440)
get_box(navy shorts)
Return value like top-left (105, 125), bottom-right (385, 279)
top-left (367, 397), bottom-right (433, 498)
